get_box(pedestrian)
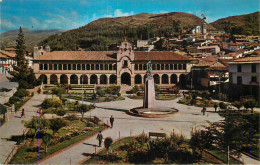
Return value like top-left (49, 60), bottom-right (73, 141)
top-left (21, 108), bottom-right (25, 118)
top-left (39, 109), bottom-right (43, 116)
top-left (201, 107), bottom-right (206, 116)
top-left (110, 115), bottom-right (114, 128)
top-left (37, 87), bottom-right (41, 95)
top-left (214, 103), bottom-right (218, 112)
top-left (96, 131), bottom-right (103, 147)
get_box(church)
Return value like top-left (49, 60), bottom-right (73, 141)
top-left (33, 41), bottom-right (193, 87)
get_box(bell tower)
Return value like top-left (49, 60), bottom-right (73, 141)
top-left (116, 40), bottom-right (135, 86)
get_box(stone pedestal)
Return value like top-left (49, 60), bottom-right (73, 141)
top-left (143, 77), bottom-right (155, 109)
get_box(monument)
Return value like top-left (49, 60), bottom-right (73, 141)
top-left (128, 61), bottom-right (178, 118)
top-left (143, 60), bottom-right (155, 109)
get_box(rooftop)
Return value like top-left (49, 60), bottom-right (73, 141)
top-left (33, 51), bottom-right (192, 61)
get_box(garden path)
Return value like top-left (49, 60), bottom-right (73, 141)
top-left (0, 94), bottom-right (45, 163)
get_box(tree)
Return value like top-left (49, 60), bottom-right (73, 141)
top-left (56, 108), bottom-right (66, 118)
top-left (0, 104), bottom-right (7, 121)
top-left (23, 117), bottom-right (50, 137)
top-left (8, 27), bottom-right (39, 89)
top-left (189, 130), bottom-right (213, 157)
top-left (104, 137), bottom-right (113, 156)
top-left (49, 118), bottom-right (67, 137)
top-left (78, 104), bottom-right (95, 120)
top-left (42, 133), bottom-right (52, 153)
top-left (207, 111), bottom-right (245, 164)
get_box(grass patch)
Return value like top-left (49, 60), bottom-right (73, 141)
top-left (15, 97), bottom-right (32, 112)
top-left (206, 149), bottom-right (242, 164)
top-left (10, 118), bottom-right (106, 164)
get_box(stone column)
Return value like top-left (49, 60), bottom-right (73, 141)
top-left (47, 75), bottom-right (50, 84)
top-left (177, 74), bottom-right (180, 83)
top-left (68, 77), bottom-right (70, 84)
top-left (168, 74), bottom-right (171, 84)
top-left (159, 75), bottom-right (162, 84)
top-left (141, 75), bottom-right (143, 84)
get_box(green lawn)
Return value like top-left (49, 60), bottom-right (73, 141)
top-left (10, 118), bottom-right (106, 164)
top-left (84, 137), bottom-right (241, 164)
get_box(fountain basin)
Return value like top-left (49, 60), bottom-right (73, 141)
top-left (128, 107), bottom-right (178, 118)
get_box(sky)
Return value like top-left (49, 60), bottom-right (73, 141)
top-left (0, 0), bottom-right (259, 33)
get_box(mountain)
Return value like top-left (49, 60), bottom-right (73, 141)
top-left (210, 12), bottom-right (259, 35)
top-left (0, 29), bottom-right (65, 51)
top-left (39, 12), bottom-right (215, 51)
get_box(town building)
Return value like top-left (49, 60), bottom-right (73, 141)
top-left (33, 41), bottom-right (193, 87)
top-left (228, 56), bottom-right (260, 99)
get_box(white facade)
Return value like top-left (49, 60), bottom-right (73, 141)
top-left (229, 62), bottom-right (260, 86)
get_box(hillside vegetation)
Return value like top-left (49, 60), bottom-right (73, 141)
top-left (210, 12), bottom-right (259, 35)
top-left (0, 29), bottom-right (64, 51)
top-left (39, 12), bottom-right (214, 51)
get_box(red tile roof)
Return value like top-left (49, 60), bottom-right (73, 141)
top-left (231, 56), bottom-right (260, 63)
top-left (33, 51), bottom-right (192, 61)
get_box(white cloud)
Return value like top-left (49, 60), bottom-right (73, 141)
top-left (153, 10), bottom-right (168, 14)
top-left (114, 9), bottom-right (134, 17)
top-left (0, 18), bottom-right (16, 30)
top-left (30, 17), bottom-right (40, 28)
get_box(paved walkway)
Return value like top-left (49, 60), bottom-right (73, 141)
top-left (41, 97), bottom-right (225, 164)
top-left (0, 94), bottom-right (46, 163)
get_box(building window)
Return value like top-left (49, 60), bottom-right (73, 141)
top-left (58, 64), bottom-right (62, 70)
top-left (96, 64), bottom-right (99, 70)
top-left (77, 64), bottom-right (81, 70)
top-left (165, 64), bottom-right (169, 70)
top-left (91, 64), bottom-right (94, 70)
top-left (252, 76), bottom-right (257, 82)
top-left (39, 64), bottom-right (43, 70)
top-left (113, 64), bottom-right (117, 70)
top-left (170, 64), bottom-right (173, 70)
top-left (237, 76), bottom-right (242, 85)
top-left (63, 64), bottom-right (67, 70)
top-left (183, 64), bottom-right (187, 70)
top-left (237, 64), bottom-right (242, 72)
top-left (157, 64), bottom-right (160, 70)
top-left (44, 64), bottom-right (48, 70)
top-left (134, 64), bottom-right (138, 70)
top-left (161, 64), bottom-right (164, 70)
top-left (86, 64), bottom-right (90, 70)
top-left (105, 64), bottom-right (108, 70)
top-left (139, 64), bottom-right (142, 70)
top-left (82, 64), bottom-right (85, 70)
top-left (68, 64), bottom-right (71, 70)
top-left (252, 64), bottom-right (256, 73)
top-left (100, 64), bottom-right (103, 70)
top-left (73, 64), bottom-right (76, 70)
top-left (143, 64), bottom-right (147, 70)
top-left (54, 64), bottom-right (57, 70)
top-left (123, 60), bottom-right (128, 67)
top-left (109, 64), bottom-right (112, 70)
top-left (178, 64), bottom-right (182, 70)
top-left (152, 64), bottom-right (156, 70)
top-left (49, 64), bottom-right (52, 70)
top-left (174, 64), bottom-right (177, 70)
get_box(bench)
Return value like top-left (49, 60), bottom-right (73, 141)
top-left (149, 132), bottom-right (166, 138)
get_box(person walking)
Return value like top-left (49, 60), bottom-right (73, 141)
top-left (214, 103), bottom-right (218, 112)
top-left (96, 131), bottom-right (103, 147)
top-left (110, 115), bottom-right (114, 128)
top-left (201, 107), bottom-right (206, 116)
top-left (39, 109), bottom-right (43, 116)
top-left (21, 108), bottom-right (25, 118)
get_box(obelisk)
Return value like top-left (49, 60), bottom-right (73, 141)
top-left (143, 60), bottom-right (156, 109)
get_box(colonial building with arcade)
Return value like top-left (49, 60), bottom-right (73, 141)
top-left (33, 41), bottom-right (193, 87)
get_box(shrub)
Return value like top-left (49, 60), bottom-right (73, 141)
top-left (135, 133), bottom-right (149, 145)
top-left (0, 104), bottom-right (7, 115)
top-left (217, 93), bottom-right (228, 101)
top-left (107, 84), bottom-right (121, 95)
top-left (65, 114), bottom-right (78, 121)
top-left (219, 102), bottom-right (227, 110)
top-left (56, 108), bottom-right (66, 117)
top-left (31, 92), bottom-right (34, 97)
top-left (9, 96), bottom-right (21, 104)
top-left (132, 85), bottom-right (138, 94)
top-left (243, 99), bottom-right (258, 110)
top-left (41, 99), bottom-right (62, 109)
top-left (14, 89), bottom-right (29, 98)
top-left (104, 137), bottom-right (113, 150)
top-left (232, 101), bottom-right (243, 110)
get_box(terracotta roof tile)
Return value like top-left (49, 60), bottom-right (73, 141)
top-left (231, 56), bottom-right (260, 63)
top-left (134, 51), bottom-right (192, 61)
top-left (34, 51), bottom-right (117, 61)
top-left (34, 51), bottom-right (193, 61)
top-left (0, 50), bottom-right (16, 58)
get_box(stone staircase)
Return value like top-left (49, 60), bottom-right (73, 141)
top-left (120, 85), bottom-right (132, 94)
